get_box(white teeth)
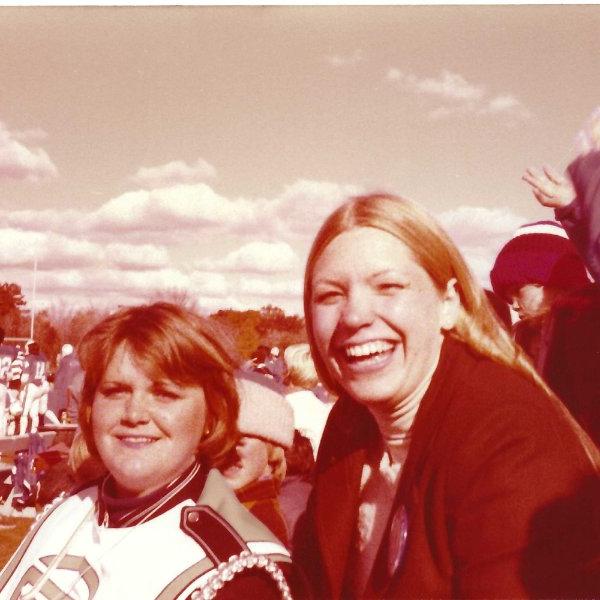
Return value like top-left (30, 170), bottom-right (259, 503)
top-left (345, 340), bottom-right (394, 358)
top-left (120, 437), bottom-right (155, 443)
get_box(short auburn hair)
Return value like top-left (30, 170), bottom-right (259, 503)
top-left (77, 302), bottom-right (240, 471)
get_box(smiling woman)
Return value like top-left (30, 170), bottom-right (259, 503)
top-left (0, 303), bottom-right (307, 600)
top-left (294, 193), bottom-right (600, 599)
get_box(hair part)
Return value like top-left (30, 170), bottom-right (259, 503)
top-left (304, 193), bottom-right (551, 397)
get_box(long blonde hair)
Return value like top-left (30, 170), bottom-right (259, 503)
top-left (304, 193), bottom-right (550, 397)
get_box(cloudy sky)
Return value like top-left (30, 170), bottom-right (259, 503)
top-left (1, 6), bottom-right (599, 316)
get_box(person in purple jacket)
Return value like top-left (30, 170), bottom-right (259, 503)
top-left (523, 107), bottom-right (600, 282)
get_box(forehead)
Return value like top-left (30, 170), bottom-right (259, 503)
top-left (101, 344), bottom-right (146, 378)
top-left (312, 226), bottom-right (422, 280)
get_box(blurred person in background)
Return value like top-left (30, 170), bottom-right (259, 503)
top-left (5, 346), bottom-right (25, 435)
top-left (47, 343), bottom-right (83, 424)
top-left (278, 430), bottom-right (315, 550)
top-left (523, 106), bottom-right (600, 283)
top-left (490, 220), bottom-right (600, 446)
top-left (17, 341), bottom-right (51, 435)
top-left (220, 371), bottom-right (294, 548)
top-left (0, 328), bottom-right (17, 436)
top-left (283, 343), bottom-right (335, 458)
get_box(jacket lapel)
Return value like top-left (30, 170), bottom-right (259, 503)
top-left (315, 398), bottom-right (379, 599)
top-left (370, 337), bottom-right (475, 595)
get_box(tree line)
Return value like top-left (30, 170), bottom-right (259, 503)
top-left (0, 283), bottom-right (307, 369)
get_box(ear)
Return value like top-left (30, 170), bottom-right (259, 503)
top-left (439, 278), bottom-right (460, 331)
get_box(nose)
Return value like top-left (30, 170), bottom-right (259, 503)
top-left (340, 288), bottom-right (374, 330)
top-left (122, 390), bottom-right (150, 425)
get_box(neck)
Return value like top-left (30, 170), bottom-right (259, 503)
top-left (365, 349), bottom-right (440, 462)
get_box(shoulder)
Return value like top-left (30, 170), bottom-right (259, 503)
top-left (182, 469), bottom-right (310, 598)
top-left (435, 342), bottom-right (599, 479)
top-left (193, 469), bottom-right (289, 551)
top-left (438, 340), bottom-right (591, 455)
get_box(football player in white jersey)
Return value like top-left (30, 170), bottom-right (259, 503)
top-left (6, 346), bottom-right (25, 435)
top-left (18, 340), bottom-right (50, 434)
top-left (0, 328), bottom-right (17, 436)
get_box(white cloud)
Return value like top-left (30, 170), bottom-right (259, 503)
top-left (326, 50), bottom-right (364, 68)
top-left (11, 128), bottom-right (48, 143)
top-left (189, 271), bottom-right (229, 297)
top-left (0, 121), bottom-right (58, 181)
top-left (104, 243), bottom-right (170, 269)
top-left (3, 177), bottom-right (529, 314)
top-left (437, 205), bottom-right (524, 245)
top-left (387, 68), bottom-right (484, 101)
top-left (387, 68), bottom-right (531, 121)
top-left (87, 184), bottom-right (256, 233)
top-left (436, 205), bottom-right (526, 288)
top-left (271, 179), bottom-right (362, 237)
top-left (131, 157), bottom-right (216, 188)
top-left (0, 228), bottom-right (170, 271)
top-left (239, 277), bottom-right (303, 299)
top-left (3, 209), bottom-right (88, 235)
top-left (196, 241), bottom-right (300, 274)
top-left (482, 94), bottom-right (532, 119)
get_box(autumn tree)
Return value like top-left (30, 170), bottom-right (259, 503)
top-left (0, 282), bottom-right (26, 336)
top-left (210, 305), bottom-right (306, 360)
top-left (46, 302), bottom-right (109, 352)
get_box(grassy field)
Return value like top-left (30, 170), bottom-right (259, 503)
top-left (0, 516), bottom-right (33, 569)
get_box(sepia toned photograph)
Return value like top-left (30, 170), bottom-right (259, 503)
top-left (0, 6), bottom-right (599, 599)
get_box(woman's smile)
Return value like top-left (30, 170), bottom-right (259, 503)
top-left (92, 344), bottom-right (207, 498)
top-left (337, 339), bottom-right (397, 373)
top-left (311, 226), bottom-right (454, 406)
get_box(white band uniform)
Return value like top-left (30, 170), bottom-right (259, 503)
top-left (0, 469), bottom-right (292, 600)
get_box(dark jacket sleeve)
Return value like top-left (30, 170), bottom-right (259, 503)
top-left (557, 150), bottom-right (600, 282)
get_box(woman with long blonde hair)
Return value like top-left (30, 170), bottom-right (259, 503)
top-left (294, 193), bottom-right (600, 599)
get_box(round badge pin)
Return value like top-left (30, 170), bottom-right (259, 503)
top-left (387, 504), bottom-right (409, 578)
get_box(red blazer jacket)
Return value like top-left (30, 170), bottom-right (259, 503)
top-left (293, 337), bottom-right (600, 598)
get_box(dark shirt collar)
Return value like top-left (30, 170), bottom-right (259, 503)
top-left (97, 459), bottom-right (208, 527)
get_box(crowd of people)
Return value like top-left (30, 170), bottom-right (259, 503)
top-left (0, 114), bottom-right (599, 598)
top-left (0, 336), bottom-right (83, 438)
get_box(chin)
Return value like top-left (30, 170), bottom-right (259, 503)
top-left (345, 379), bottom-right (402, 405)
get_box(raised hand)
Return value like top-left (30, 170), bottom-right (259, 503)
top-left (522, 165), bottom-right (575, 209)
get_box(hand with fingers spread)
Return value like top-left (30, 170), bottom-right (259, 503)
top-left (522, 165), bottom-right (576, 209)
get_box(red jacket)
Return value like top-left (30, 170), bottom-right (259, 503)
top-left (293, 337), bottom-right (600, 598)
